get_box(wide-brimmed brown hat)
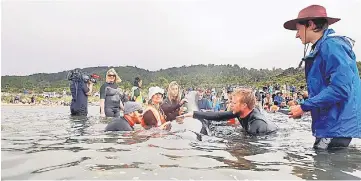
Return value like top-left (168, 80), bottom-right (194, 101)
top-left (283, 5), bottom-right (340, 31)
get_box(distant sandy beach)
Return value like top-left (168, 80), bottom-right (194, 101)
top-left (1, 103), bottom-right (99, 107)
top-left (1, 103), bottom-right (60, 107)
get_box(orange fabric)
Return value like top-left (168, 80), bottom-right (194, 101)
top-left (124, 115), bottom-right (139, 127)
top-left (141, 106), bottom-right (166, 128)
top-left (227, 118), bottom-right (236, 125)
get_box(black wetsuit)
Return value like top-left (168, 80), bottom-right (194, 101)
top-left (105, 117), bottom-right (133, 131)
top-left (100, 83), bottom-right (122, 117)
top-left (193, 108), bottom-right (278, 136)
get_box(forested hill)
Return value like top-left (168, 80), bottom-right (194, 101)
top-left (2, 62), bottom-right (361, 93)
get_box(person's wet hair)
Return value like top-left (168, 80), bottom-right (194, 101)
top-left (232, 88), bottom-right (256, 110)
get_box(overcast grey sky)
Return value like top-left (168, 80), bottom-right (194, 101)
top-left (1, 0), bottom-right (360, 76)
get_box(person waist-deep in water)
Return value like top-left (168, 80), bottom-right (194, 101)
top-left (184, 88), bottom-right (278, 136)
top-left (141, 86), bottom-right (172, 131)
top-left (285, 5), bottom-right (361, 150)
top-left (105, 102), bottom-right (143, 131)
top-left (100, 68), bottom-right (124, 118)
top-left (161, 81), bottom-right (188, 122)
top-left (70, 78), bottom-right (93, 116)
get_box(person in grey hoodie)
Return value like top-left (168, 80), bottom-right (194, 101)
top-left (184, 88), bottom-right (278, 136)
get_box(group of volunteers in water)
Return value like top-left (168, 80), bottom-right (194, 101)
top-left (105, 84), bottom-right (278, 136)
top-left (70, 5), bottom-right (361, 151)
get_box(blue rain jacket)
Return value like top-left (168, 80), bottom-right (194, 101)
top-left (274, 95), bottom-right (284, 104)
top-left (300, 29), bottom-right (361, 138)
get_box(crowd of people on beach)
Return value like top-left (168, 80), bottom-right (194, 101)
top-left (5, 94), bottom-right (73, 106)
top-left (255, 84), bottom-right (309, 113)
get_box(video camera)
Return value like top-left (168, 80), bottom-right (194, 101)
top-left (67, 69), bottom-right (100, 83)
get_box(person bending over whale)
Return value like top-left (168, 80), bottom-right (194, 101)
top-left (105, 102), bottom-right (143, 131)
top-left (184, 88), bottom-right (278, 136)
top-left (161, 81), bottom-right (188, 122)
top-left (141, 86), bottom-right (171, 131)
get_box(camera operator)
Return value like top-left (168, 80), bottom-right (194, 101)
top-left (69, 70), bottom-right (94, 116)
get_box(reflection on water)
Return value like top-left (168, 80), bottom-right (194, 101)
top-left (1, 106), bottom-right (361, 180)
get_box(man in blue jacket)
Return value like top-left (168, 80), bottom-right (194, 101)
top-left (273, 92), bottom-right (284, 105)
top-left (284, 5), bottom-right (361, 150)
top-left (196, 88), bottom-right (212, 111)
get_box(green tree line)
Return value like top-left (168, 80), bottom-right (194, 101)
top-left (2, 62), bottom-right (361, 93)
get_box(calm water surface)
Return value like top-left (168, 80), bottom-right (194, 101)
top-left (2, 105), bottom-right (361, 180)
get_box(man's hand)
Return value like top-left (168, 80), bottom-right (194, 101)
top-left (288, 105), bottom-right (304, 119)
top-left (87, 81), bottom-right (94, 87)
top-left (182, 112), bottom-right (194, 118)
top-left (180, 98), bottom-right (188, 105)
top-left (180, 107), bottom-right (187, 114)
top-left (160, 122), bottom-right (172, 131)
top-left (175, 117), bottom-right (184, 124)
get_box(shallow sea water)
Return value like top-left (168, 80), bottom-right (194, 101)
top-left (1, 105), bottom-right (361, 180)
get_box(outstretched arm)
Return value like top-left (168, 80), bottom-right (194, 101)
top-left (161, 102), bottom-right (182, 114)
top-left (193, 111), bottom-right (237, 121)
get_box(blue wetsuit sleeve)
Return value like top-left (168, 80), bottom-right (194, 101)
top-left (301, 40), bottom-right (354, 112)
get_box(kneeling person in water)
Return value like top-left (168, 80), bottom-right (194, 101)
top-left (184, 88), bottom-right (278, 136)
top-left (141, 86), bottom-right (171, 131)
top-left (105, 102), bottom-right (143, 131)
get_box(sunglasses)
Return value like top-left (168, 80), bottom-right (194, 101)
top-left (107, 74), bottom-right (116, 77)
top-left (136, 110), bottom-right (143, 114)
